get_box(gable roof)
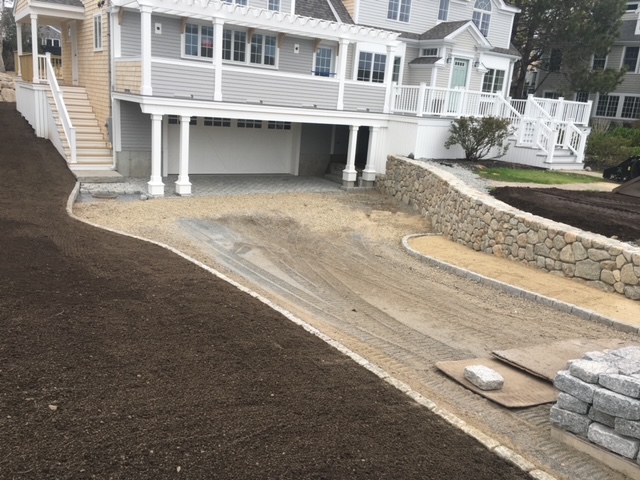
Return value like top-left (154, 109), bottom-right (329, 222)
top-left (418, 20), bottom-right (470, 40)
top-left (491, 45), bottom-right (520, 57)
top-left (295, 0), bottom-right (353, 24)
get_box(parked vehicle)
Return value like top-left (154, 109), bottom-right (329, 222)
top-left (603, 156), bottom-right (640, 183)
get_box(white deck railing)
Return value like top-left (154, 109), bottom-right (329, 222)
top-left (391, 84), bottom-right (591, 166)
top-left (41, 53), bottom-right (76, 164)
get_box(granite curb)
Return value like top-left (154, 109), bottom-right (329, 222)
top-left (403, 233), bottom-right (640, 335)
top-left (66, 182), bottom-right (556, 480)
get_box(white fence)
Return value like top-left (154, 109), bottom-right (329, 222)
top-left (391, 85), bottom-right (592, 165)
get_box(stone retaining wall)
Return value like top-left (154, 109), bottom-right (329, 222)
top-left (0, 72), bottom-right (16, 102)
top-left (376, 156), bottom-right (640, 301)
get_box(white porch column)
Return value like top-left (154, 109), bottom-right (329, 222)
top-left (336, 38), bottom-right (349, 111)
top-left (148, 114), bottom-right (165, 196)
top-left (31, 14), bottom-right (39, 83)
top-left (383, 45), bottom-right (396, 114)
top-left (140, 6), bottom-right (153, 95)
top-left (213, 18), bottom-right (224, 101)
top-left (16, 23), bottom-right (23, 78)
top-left (175, 115), bottom-right (192, 196)
top-left (362, 126), bottom-right (379, 186)
top-left (343, 125), bottom-right (359, 187)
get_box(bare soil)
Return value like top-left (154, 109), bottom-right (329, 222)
top-left (0, 105), bottom-right (540, 478)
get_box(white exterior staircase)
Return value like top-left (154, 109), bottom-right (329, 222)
top-left (47, 85), bottom-right (113, 170)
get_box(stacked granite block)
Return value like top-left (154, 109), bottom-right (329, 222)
top-left (552, 346), bottom-right (640, 461)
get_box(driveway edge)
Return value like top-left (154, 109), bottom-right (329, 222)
top-left (403, 233), bottom-right (639, 335)
top-left (67, 182), bottom-right (555, 480)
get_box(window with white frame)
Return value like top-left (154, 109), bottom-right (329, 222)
top-left (421, 48), bottom-right (438, 57)
top-left (481, 69), bottom-right (505, 93)
top-left (357, 52), bottom-right (386, 83)
top-left (250, 33), bottom-right (277, 66)
top-left (472, 0), bottom-right (491, 37)
top-left (544, 91), bottom-right (560, 99)
top-left (268, 121), bottom-right (291, 130)
top-left (237, 119), bottom-right (262, 128)
top-left (438, 0), bottom-right (449, 21)
top-left (204, 117), bottom-right (231, 126)
top-left (44, 38), bottom-right (61, 47)
top-left (387, 0), bottom-right (411, 22)
top-left (621, 96), bottom-right (640, 119)
top-left (268, 0), bottom-right (280, 10)
top-left (184, 23), bottom-right (214, 58)
top-left (595, 95), bottom-right (620, 117)
top-left (223, 29), bottom-right (247, 62)
top-left (93, 14), bottom-right (103, 51)
top-left (623, 46), bottom-right (639, 72)
top-left (223, 0), bottom-right (248, 5)
top-left (392, 56), bottom-right (402, 82)
top-left (314, 46), bottom-right (333, 76)
top-left (575, 92), bottom-right (590, 103)
top-left (592, 53), bottom-right (607, 70)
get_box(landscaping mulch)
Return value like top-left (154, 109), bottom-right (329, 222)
top-left (0, 102), bottom-right (530, 479)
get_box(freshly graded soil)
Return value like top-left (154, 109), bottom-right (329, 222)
top-left (0, 108), bottom-right (535, 477)
top-left (491, 187), bottom-right (640, 243)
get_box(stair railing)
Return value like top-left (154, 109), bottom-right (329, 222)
top-left (43, 53), bottom-right (76, 164)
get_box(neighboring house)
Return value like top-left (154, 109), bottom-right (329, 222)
top-left (40, 26), bottom-right (62, 55)
top-left (13, 0), bottom-right (593, 197)
top-left (533, 1), bottom-right (640, 124)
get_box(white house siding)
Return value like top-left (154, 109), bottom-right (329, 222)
top-left (403, 45), bottom-right (420, 83)
top-left (356, 0), bottom-right (435, 35)
top-left (342, 82), bottom-right (387, 111)
top-left (446, 1), bottom-right (514, 49)
top-left (121, 11), bottom-right (142, 57)
top-left (151, 62), bottom-right (215, 100)
top-left (221, 68), bottom-right (339, 108)
top-left (279, 36), bottom-right (316, 74)
top-left (608, 45), bottom-right (624, 71)
top-left (451, 30), bottom-right (478, 54)
top-left (166, 120), bottom-right (296, 174)
top-left (407, 65), bottom-right (433, 85)
top-left (345, 43), bottom-right (356, 80)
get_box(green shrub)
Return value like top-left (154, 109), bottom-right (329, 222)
top-left (444, 116), bottom-right (513, 161)
top-left (585, 131), bottom-right (640, 171)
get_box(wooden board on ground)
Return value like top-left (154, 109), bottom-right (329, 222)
top-left (492, 339), bottom-right (631, 383)
top-left (550, 427), bottom-right (640, 480)
top-left (436, 358), bottom-right (557, 408)
top-left (613, 175), bottom-right (640, 198)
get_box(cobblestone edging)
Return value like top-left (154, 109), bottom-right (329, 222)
top-left (377, 156), bottom-right (640, 302)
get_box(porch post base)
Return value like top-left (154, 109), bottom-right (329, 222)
top-left (360, 180), bottom-right (375, 187)
top-left (175, 181), bottom-right (192, 196)
top-left (361, 169), bottom-right (376, 182)
top-left (147, 180), bottom-right (165, 196)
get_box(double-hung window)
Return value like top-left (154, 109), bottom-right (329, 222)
top-left (268, 0), bottom-right (280, 11)
top-left (250, 34), bottom-right (277, 65)
top-left (357, 52), bottom-right (386, 83)
top-left (184, 23), bottom-right (214, 58)
top-left (595, 95), bottom-right (620, 117)
top-left (223, 0), bottom-right (248, 5)
top-left (223, 29), bottom-right (247, 62)
top-left (623, 46), bottom-right (639, 73)
top-left (481, 69), bottom-right (505, 94)
top-left (472, 0), bottom-right (491, 37)
top-left (387, 0), bottom-right (411, 22)
top-left (93, 14), bottom-right (103, 51)
top-left (438, 0), bottom-right (449, 21)
top-left (314, 47), bottom-right (333, 76)
top-left (622, 96), bottom-right (640, 119)
top-left (592, 54), bottom-right (607, 70)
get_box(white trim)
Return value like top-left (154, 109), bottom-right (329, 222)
top-left (386, 0), bottom-right (412, 24)
top-left (93, 13), bottom-right (104, 52)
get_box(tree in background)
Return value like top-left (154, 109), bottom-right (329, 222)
top-left (1, 2), bottom-right (36, 73)
top-left (0, 0), bottom-right (6, 72)
top-left (510, 0), bottom-right (627, 98)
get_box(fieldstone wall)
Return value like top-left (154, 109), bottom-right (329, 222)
top-left (552, 347), bottom-right (640, 462)
top-left (377, 156), bottom-right (640, 302)
top-left (0, 72), bottom-right (16, 102)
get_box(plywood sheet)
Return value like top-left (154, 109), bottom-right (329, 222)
top-left (492, 339), bottom-right (631, 382)
top-left (436, 358), bottom-right (557, 408)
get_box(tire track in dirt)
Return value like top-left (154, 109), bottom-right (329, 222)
top-left (174, 215), bottom-right (634, 480)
